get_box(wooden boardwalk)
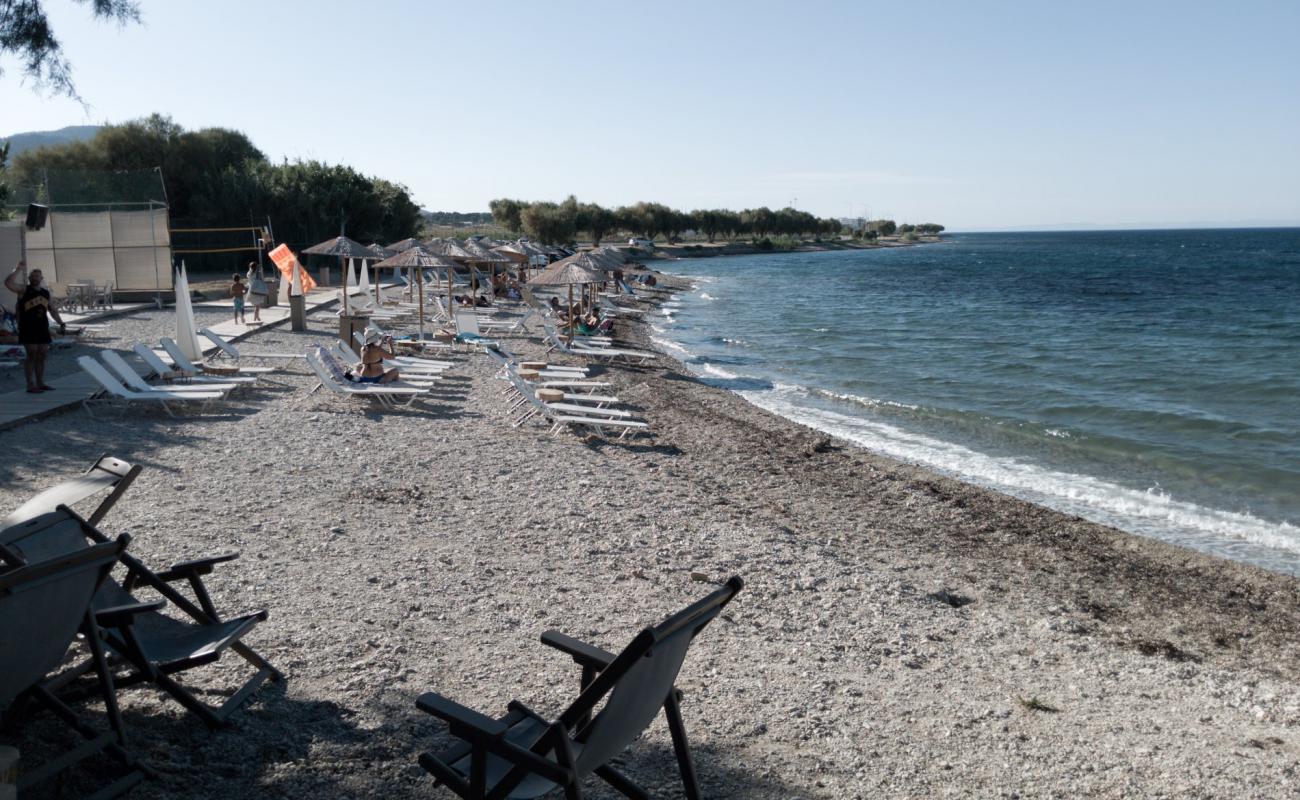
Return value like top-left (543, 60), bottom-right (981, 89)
top-left (0, 288), bottom-right (338, 430)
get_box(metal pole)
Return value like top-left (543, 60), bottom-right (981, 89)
top-left (149, 201), bottom-right (162, 308)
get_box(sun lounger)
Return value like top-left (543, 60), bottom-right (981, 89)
top-left (160, 337), bottom-right (272, 378)
top-left (415, 578), bottom-right (743, 799)
top-left (345, 334), bottom-right (455, 370)
top-left (100, 351), bottom-right (240, 396)
top-left (545, 332), bottom-right (657, 365)
top-left (199, 327), bottom-right (306, 365)
top-left (4, 507), bottom-right (282, 730)
top-left (131, 343), bottom-right (247, 387)
top-left (78, 356), bottom-right (225, 416)
top-left (306, 347), bottom-right (429, 407)
top-left (0, 525), bottom-right (144, 798)
top-left (508, 377), bottom-right (649, 439)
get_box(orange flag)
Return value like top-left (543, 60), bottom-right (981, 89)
top-left (268, 244), bottom-right (318, 293)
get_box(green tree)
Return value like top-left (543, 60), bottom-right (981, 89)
top-left (489, 198), bottom-right (525, 232)
top-left (580, 202), bottom-right (616, 245)
top-left (520, 201), bottom-right (576, 245)
top-left (0, 142), bottom-right (10, 219)
top-left (1, 0), bottom-right (141, 99)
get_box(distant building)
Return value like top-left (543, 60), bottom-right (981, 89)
top-left (838, 217), bottom-right (867, 232)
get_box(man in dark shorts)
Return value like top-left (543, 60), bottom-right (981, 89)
top-left (4, 260), bottom-right (67, 393)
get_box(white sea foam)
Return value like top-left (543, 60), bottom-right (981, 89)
top-left (699, 293), bottom-right (715, 301)
top-left (649, 336), bottom-right (691, 356)
top-left (722, 337), bottom-right (749, 346)
top-left (737, 386), bottom-right (1300, 569)
top-left (701, 363), bottom-right (741, 380)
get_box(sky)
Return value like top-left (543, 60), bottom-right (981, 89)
top-left (1, 0), bottom-right (1298, 231)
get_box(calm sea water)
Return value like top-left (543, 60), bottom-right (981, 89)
top-left (651, 229), bottom-right (1300, 575)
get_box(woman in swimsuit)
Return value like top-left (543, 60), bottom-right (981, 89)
top-left (357, 328), bottom-right (400, 384)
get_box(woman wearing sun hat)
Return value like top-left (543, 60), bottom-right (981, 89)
top-left (355, 326), bottom-right (400, 384)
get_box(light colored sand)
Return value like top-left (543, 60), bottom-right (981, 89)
top-left (0, 285), bottom-right (1296, 799)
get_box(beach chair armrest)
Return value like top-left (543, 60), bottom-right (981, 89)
top-left (157, 551), bottom-right (240, 581)
top-left (416, 692), bottom-right (508, 738)
top-left (95, 599), bottom-right (166, 627)
top-left (540, 630), bottom-right (616, 670)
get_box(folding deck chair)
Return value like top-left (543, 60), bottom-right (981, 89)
top-left (0, 454), bottom-right (140, 534)
top-left (0, 528), bottom-right (144, 798)
top-left (415, 577), bottom-right (743, 799)
top-left (3, 507), bottom-right (282, 731)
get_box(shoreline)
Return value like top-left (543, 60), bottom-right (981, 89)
top-left (629, 235), bottom-right (943, 261)
top-left (0, 278), bottom-right (1296, 797)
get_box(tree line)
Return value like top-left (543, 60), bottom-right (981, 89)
top-left (489, 196), bottom-right (847, 246)
top-left (3, 114), bottom-right (421, 270)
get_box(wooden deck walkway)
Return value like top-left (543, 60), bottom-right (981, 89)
top-left (0, 288), bottom-right (339, 430)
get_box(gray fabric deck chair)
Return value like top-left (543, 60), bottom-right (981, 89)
top-left (0, 523), bottom-right (145, 798)
top-left (415, 577), bottom-right (743, 799)
top-left (2, 507), bottom-right (282, 731)
top-left (0, 454), bottom-right (140, 535)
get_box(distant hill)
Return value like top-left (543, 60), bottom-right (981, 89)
top-left (1, 125), bottom-right (102, 158)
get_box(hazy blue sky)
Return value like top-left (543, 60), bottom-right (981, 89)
top-left (2, 0), bottom-right (1298, 230)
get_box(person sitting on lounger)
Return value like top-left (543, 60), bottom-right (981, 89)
top-left (356, 328), bottom-right (400, 384)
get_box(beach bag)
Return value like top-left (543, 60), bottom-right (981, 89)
top-left (249, 275), bottom-right (269, 305)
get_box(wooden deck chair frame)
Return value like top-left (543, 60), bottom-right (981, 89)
top-left (415, 577), bottom-right (743, 800)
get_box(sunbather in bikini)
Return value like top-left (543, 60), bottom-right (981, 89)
top-left (357, 328), bottom-right (400, 384)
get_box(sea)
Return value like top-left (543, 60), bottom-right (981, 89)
top-left (649, 229), bottom-right (1300, 575)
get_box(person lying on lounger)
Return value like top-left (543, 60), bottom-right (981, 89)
top-left (356, 329), bottom-right (400, 384)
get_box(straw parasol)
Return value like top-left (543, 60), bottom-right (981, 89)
top-left (460, 237), bottom-right (513, 293)
top-left (423, 238), bottom-right (477, 312)
top-left (528, 257), bottom-right (606, 340)
top-left (374, 245), bottom-right (460, 339)
top-left (386, 237), bottom-right (423, 253)
top-left (303, 235), bottom-right (375, 315)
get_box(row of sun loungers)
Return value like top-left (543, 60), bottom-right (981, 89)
top-left (1, 456), bottom-right (742, 799)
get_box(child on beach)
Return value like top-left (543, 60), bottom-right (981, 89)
top-left (229, 274), bottom-right (248, 324)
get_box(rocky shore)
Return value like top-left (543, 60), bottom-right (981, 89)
top-left (1, 277), bottom-right (1296, 798)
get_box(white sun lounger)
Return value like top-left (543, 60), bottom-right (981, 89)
top-left (78, 356), bottom-right (224, 416)
top-left (199, 328), bottom-right (306, 365)
top-left (544, 333), bottom-right (656, 365)
top-left (346, 332), bottom-right (455, 369)
top-left (306, 348), bottom-right (429, 408)
top-left (131, 344), bottom-right (246, 387)
top-left (329, 342), bottom-right (443, 384)
top-left (100, 351), bottom-right (239, 396)
top-left (511, 382), bottom-right (649, 440)
top-left (160, 338), bottom-right (269, 380)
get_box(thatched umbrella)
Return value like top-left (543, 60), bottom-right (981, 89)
top-left (386, 237), bottom-right (423, 253)
top-left (528, 258), bottom-right (605, 340)
top-left (424, 238), bottom-right (477, 314)
top-left (461, 237), bottom-right (513, 294)
top-left (304, 235), bottom-right (375, 315)
top-left (375, 245), bottom-right (460, 340)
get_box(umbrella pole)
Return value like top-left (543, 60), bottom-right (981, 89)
top-left (340, 255), bottom-right (349, 314)
top-left (567, 283), bottom-right (574, 342)
top-left (417, 266), bottom-right (425, 340)
top-left (373, 260), bottom-right (380, 307)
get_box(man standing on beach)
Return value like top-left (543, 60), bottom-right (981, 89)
top-left (4, 260), bottom-right (67, 394)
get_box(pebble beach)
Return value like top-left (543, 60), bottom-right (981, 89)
top-left (2, 277), bottom-right (1297, 799)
